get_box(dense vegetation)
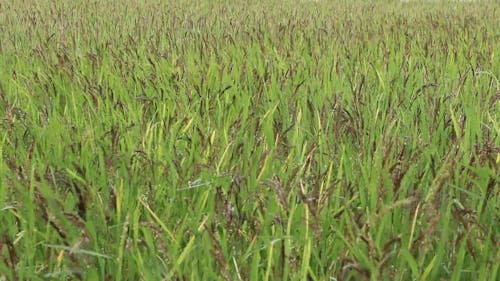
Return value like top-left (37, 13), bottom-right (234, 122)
top-left (0, 0), bottom-right (498, 280)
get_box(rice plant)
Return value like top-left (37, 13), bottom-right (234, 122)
top-left (0, 0), bottom-right (498, 280)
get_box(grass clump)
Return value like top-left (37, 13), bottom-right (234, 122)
top-left (0, 0), bottom-right (498, 280)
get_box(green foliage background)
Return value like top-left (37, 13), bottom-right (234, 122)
top-left (0, 1), bottom-right (498, 280)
